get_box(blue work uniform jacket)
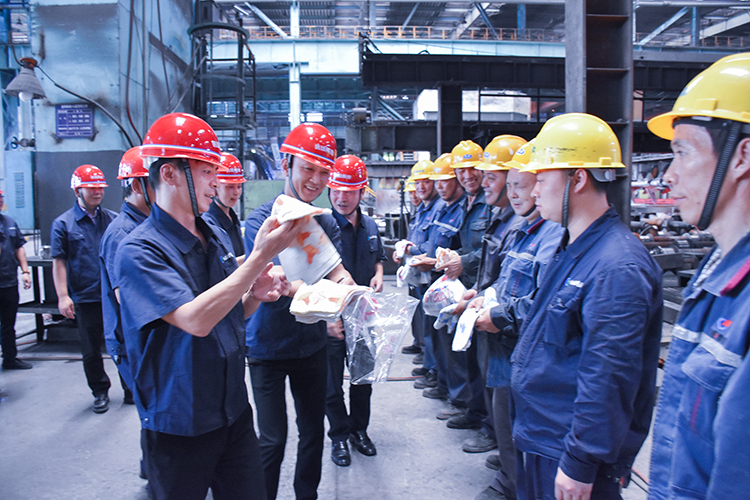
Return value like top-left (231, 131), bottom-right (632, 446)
top-left (484, 217), bottom-right (563, 388)
top-left (116, 204), bottom-right (246, 436)
top-left (474, 205), bottom-right (523, 292)
top-left (51, 203), bottom-right (117, 303)
top-left (457, 190), bottom-right (491, 288)
top-left (649, 230), bottom-right (750, 500)
top-left (510, 206), bottom-right (662, 484)
top-left (424, 194), bottom-right (465, 258)
top-left (244, 194), bottom-right (343, 360)
top-left (0, 214), bottom-right (26, 288)
top-left (408, 196), bottom-right (444, 256)
top-left (202, 199), bottom-right (244, 258)
top-left (99, 201), bottom-right (148, 390)
top-left (332, 208), bottom-right (386, 287)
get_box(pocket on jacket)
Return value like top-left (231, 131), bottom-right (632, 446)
top-left (542, 284), bottom-right (582, 351)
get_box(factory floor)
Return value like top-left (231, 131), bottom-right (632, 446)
top-left (0, 276), bottom-right (651, 500)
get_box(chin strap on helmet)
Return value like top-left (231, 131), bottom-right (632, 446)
top-left (697, 120), bottom-right (742, 230)
top-left (139, 178), bottom-right (152, 211)
top-left (286, 154), bottom-right (305, 202)
top-left (180, 159), bottom-right (200, 218)
top-left (76, 189), bottom-right (94, 214)
top-left (521, 204), bottom-right (537, 218)
top-left (561, 171), bottom-right (575, 229)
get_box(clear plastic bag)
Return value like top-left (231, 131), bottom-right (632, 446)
top-left (342, 292), bottom-right (419, 384)
top-left (422, 275), bottom-right (467, 317)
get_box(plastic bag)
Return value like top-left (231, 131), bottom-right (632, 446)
top-left (453, 288), bottom-right (499, 351)
top-left (290, 279), bottom-right (371, 324)
top-left (342, 292), bottom-right (419, 384)
top-left (422, 274), bottom-right (467, 317)
top-left (272, 195), bottom-right (342, 284)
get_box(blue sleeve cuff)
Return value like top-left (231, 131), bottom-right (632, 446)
top-left (559, 449), bottom-right (599, 485)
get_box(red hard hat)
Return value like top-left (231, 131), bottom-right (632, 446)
top-left (140, 113), bottom-right (221, 166)
top-left (280, 123), bottom-right (336, 170)
top-left (71, 165), bottom-right (108, 190)
top-left (217, 153), bottom-right (247, 184)
top-left (328, 155), bottom-right (368, 191)
top-left (117, 147), bottom-right (148, 179)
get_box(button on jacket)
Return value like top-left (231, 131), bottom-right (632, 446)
top-left (202, 199), bottom-right (244, 258)
top-left (457, 191), bottom-right (491, 287)
top-left (115, 204), bottom-right (246, 436)
top-left (332, 208), bottom-right (386, 287)
top-left (51, 203), bottom-right (117, 303)
top-left (510, 207), bottom-right (662, 484)
top-left (485, 217), bottom-right (563, 388)
top-left (243, 194), bottom-right (343, 360)
top-left (99, 201), bottom-right (147, 390)
top-left (649, 230), bottom-right (750, 500)
top-left (0, 214), bottom-right (26, 288)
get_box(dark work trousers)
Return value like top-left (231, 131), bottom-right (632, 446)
top-left (431, 321), bottom-right (475, 410)
top-left (491, 386), bottom-right (517, 499)
top-left (473, 331), bottom-right (495, 439)
top-left (0, 285), bottom-right (19, 361)
top-left (74, 301), bottom-right (111, 397)
top-left (408, 285), bottom-right (424, 350)
top-left (516, 451), bottom-right (623, 500)
top-left (326, 336), bottom-right (372, 443)
top-left (463, 336), bottom-right (488, 424)
top-left (249, 346), bottom-right (327, 500)
top-left (144, 405), bottom-right (266, 500)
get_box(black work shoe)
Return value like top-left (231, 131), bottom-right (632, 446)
top-left (412, 352), bottom-right (424, 365)
top-left (411, 366), bottom-right (428, 377)
top-left (93, 394), bottom-right (110, 414)
top-left (2, 358), bottom-right (32, 370)
top-left (447, 413), bottom-right (481, 430)
top-left (475, 486), bottom-right (509, 500)
top-left (463, 431), bottom-right (498, 453)
top-left (436, 404), bottom-right (465, 421)
top-left (349, 431), bottom-right (377, 456)
top-left (331, 440), bottom-right (351, 466)
top-left (413, 371), bottom-right (438, 389)
top-left (485, 454), bottom-right (501, 471)
top-left (422, 387), bottom-right (448, 400)
top-left (401, 345), bottom-right (421, 355)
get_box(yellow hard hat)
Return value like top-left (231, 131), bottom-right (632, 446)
top-left (505, 138), bottom-right (536, 170)
top-left (476, 135), bottom-right (527, 171)
top-left (451, 140), bottom-right (483, 168)
top-left (404, 177), bottom-right (416, 192)
top-left (430, 153), bottom-right (456, 180)
top-left (411, 159), bottom-right (435, 180)
top-left (648, 52), bottom-right (750, 140)
top-left (520, 113), bottom-right (625, 182)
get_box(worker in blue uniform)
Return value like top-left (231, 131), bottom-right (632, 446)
top-left (100, 147), bottom-right (154, 403)
top-left (411, 153), bottom-right (468, 410)
top-left (51, 164), bottom-right (118, 413)
top-left (115, 113), bottom-right (300, 500)
top-left (440, 137), bottom-right (526, 448)
top-left (243, 123), bottom-right (353, 500)
top-left (510, 113), bottom-right (662, 500)
top-left (324, 155), bottom-right (386, 468)
top-left (0, 189), bottom-right (32, 370)
top-left (401, 165), bottom-right (428, 357)
top-left (400, 160), bottom-right (445, 385)
top-left (202, 152), bottom-right (246, 259)
top-left (647, 53), bottom-right (750, 500)
top-left (99, 147), bottom-right (155, 479)
top-left (468, 154), bottom-right (564, 500)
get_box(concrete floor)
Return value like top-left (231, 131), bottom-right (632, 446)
top-left (0, 276), bottom-right (651, 500)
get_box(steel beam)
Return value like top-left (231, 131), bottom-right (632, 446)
top-left (245, 3), bottom-right (288, 38)
top-left (637, 7), bottom-right (689, 45)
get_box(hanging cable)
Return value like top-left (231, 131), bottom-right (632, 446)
top-left (124, 0), bottom-right (142, 143)
top-left (156, 0), bottom-right (171, 103)
top-left (35, 66), bottom-right (136, 147)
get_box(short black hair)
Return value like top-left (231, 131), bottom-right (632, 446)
top-left (122, 180), bottom-right (134, 198)
top-left (148, 158), bottom-right (177, 189)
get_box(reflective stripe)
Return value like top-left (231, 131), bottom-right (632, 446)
top-left (507, 250), bottom-right (535, 262)
top-left (433, 221), bottom-right (460, 233)
top-left (700, 333), bottom-right (743, 368)
top-left (672, 324), bottom-right (702, 343)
